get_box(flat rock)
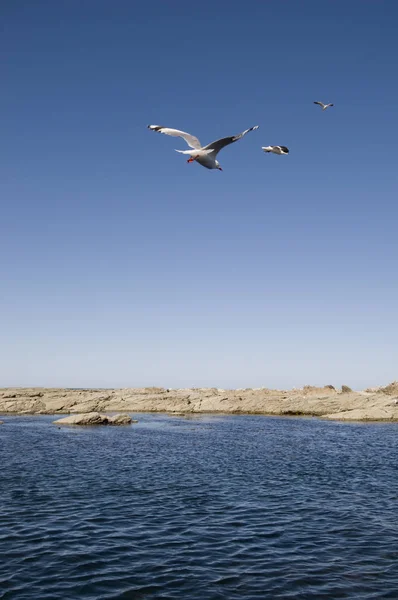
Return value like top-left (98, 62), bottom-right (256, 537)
top-left (54, 412), bottom-right (135, 426)
top-left (324, 407), bottom-right (398, 421)
top-left (108, 414), bottom-right (136, 425)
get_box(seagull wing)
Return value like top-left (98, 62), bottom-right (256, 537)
top-left (313, 101), bottom-right (325, 108)
top-left (202, 125), bottom-right (259, 156)
top-left (147, 125), bottom-right (202, 149)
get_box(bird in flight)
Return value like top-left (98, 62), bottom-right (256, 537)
top-left (147, 124), bottom-right (259, 171)
top-left (262, 145), bottom-right (289, 155)
top-left (314, 101), bottom-right (334, 111)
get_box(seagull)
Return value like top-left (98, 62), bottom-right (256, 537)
top-left (147, 124), bottom-right (259, 171)
top-left (262, 145), bottom-right (289, 155)
top-left (314, 101), bottom-right (334, 111)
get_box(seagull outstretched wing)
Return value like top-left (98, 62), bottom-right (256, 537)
top-left (147, 125), bottom-right (202, 149)
top-left (202, 125), bottom-right (259, 156)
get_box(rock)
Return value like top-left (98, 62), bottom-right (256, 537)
top-left (108, 414), bottom-right (137, 425)
top-left (54, 412), bottom-right (106, 426)
top-left (1, 383), bottom-right (398, 422)
top-left (302, 385), bottom-right (338, 396)
top-left (45, 399), bottom-right (69, 412)
top-left (324, 406), bottom-right (398, 421)
top-left (53, 412), bottom-right (135, 426)
top-left (379, 382), bottom-right (398, 395)
top-left (364, 381), bottom-right (398, 395)
top-left (0, 420), bottom-right (4, 424)
top-left (341, 385), bottom-right (353, 393)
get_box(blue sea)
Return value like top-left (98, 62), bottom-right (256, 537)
top-left (1, 414), bottom-right (398, 599)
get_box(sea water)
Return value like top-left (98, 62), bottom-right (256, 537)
top-left (1, 414), bottom-right (398, 599)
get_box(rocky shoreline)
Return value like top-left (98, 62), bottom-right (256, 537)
top-left (1, 382), bottom-right (398, 421)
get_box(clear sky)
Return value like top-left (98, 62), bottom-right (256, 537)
top-left (1, 0), bottom-right (397, 389)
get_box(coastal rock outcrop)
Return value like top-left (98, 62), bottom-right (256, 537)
top-left (2, 382), bottom-right (398, 421)
top-left (54, 412), bottom-right (136, 426)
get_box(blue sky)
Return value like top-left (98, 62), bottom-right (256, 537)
top-left (1, 0), bottom-right (397, 389)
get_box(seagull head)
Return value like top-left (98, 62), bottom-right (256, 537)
top-left (215, 160), bottom-right (222, 171)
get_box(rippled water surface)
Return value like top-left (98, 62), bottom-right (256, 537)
top-left (1, 414), bottom-right (398, 599)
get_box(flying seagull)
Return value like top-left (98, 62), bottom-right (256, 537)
top-left (147, 124), bottom-right (259, 171)
top-left (314, 101), bottom-right (334, 111)
top-left (262, 145), bottom-right (289, 155)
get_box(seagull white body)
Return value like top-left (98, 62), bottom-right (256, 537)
top-left (148, 124), bottom-right (259, 170)
top-left (262, 145), bottom-right (289, 155)
top-left (314, 101), bottom-right (334, 111)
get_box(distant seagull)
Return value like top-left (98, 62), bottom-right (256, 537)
top-left (262, 145), bottom-right (289, 155)
top-left (147, 124), bottom-right (259, 171)
top-left (314, 101), bottom-right (334, 111)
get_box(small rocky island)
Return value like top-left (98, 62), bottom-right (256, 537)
top-left (1, 382), bottom-right (398, 421)
top-left (54, 413), bottom-right (136, 426)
